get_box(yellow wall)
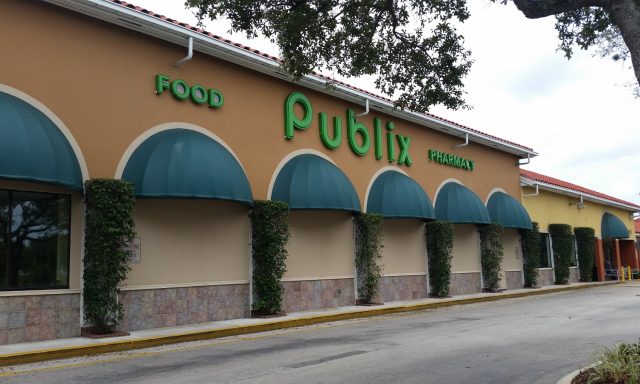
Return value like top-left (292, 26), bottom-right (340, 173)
top-left (381, 220), bottom-right (426, 275)
top-left (521, 188), bottom-right (635, 239)
top-left (451, 225), bottom-right (481, 272)
top-left (126, 199), bottom-right (251, 287)
top-left (285, 211), bottom-right (354, 279)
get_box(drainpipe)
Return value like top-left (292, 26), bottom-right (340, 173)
top-left (355, 99), bottom-right (370, 117)
top-left (174, 36), bottom-right (193, 67)
top-left (454, 132), bottom-right (469, 148)
top-left (522, 184), bottom-right (539, 197)
top-left (516, 153), bottom-right (531, 166)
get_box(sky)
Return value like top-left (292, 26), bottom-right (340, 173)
top-left (131, 0), bottom-right (640, 207)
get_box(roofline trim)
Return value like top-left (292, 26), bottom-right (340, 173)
top-left (520, 176), bottom-right (640, 213)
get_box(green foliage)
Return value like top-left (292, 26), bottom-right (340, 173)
top-left (251, 200), bottom-right (290, 315)
top-left (587, 341), bottom-right (640, 384)
top-left (521, 222), bottom-right (541, 288)
top-left (479, 223), bottom-right (504, 291)
top-left (575, 227), bottom-right (596, 282)
top-left (354, 213), bottom-right (384, 303)
top-left (548, 223), bottom-right (573, 285)
top-left (555, 7), bottom-right (613, 59)
top-left (83, 179), bottom-right (136, 334)
top-left (426, 221), bottom-right (454, 297)
top-left (186, 0), bottom-right (472, 112)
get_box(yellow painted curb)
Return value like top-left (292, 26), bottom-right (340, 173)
top-left (0, 281), bottom-right (622, 366)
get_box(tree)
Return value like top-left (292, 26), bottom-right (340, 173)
top-left (186, 0), bottom-right (640, 113)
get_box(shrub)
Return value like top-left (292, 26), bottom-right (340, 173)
top-left (575, 227), bottom-right (596, 282)
top-left (521, 222), bottom-right (541, 288)
top-left (479, 223), bottom-right (504, 291)
top-left (548, 223), bottom-right (573, 284)
top-left (83, 179), bottom-right (136, 334)
top-left (251, 200), bottom-right (290, 315)
top-left (426, 221), bottom-right (454, 297)
top-left (586, 341), bottom-right (640, 384)
top-left (354, 213), bottom-right (384, 303)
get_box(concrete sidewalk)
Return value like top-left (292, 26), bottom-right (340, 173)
top-left (0, 281), bottom-right (621, 366)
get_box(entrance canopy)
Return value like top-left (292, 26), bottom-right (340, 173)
top-left (486, 191), bottom-right (532, 230)
top-left (0, 92), bottom-right (83, 190)
top-left (271, 154), bottom-right (360, 212)
top-left (367, 170), bottom-right (434, 220)
top-left (434, 182), bottom-right (490, 224)
top-left (601, 212), bottom-right (628, 239)
top-left (122, 129), bottom-right (253, 205)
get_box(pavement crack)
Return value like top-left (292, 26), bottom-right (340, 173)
top-left (287, 350), bottom-right (369, 369)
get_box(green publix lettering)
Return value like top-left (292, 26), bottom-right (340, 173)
top-left (428, 149), bottom-right (474, 171)
top-left (284, 92), bottom-right (412, 166)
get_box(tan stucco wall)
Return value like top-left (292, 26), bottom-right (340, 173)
top-left (1, 1), bottom-right (523, 211)
top-left (285, 211), bottom-right (354, 279)
top-left (125, 199), bottom-right (250, 286)
top-left (451, 225), bottom-right (481, 272)
top-left (0, 180), bottom-right (82, 290)
top-left (502, 229), bottom-right (522, 271)
top-left (521, 189), bottom-right (635, 239)
top-left (381, 220), bottom-right (426, 275)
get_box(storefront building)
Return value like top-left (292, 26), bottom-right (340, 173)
top-left (0, 0), bottom-right (538, 345)
top-left (520, 170), bottom-right (640, 284)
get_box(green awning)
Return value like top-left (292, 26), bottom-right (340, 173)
top-left (271, 154), bottom-right (360, 212)
top-left (434, 182), bottom-right (490, 224)
top-left (367, 170), bottom-right (435, 220)
top-left (601, 212), bottom-right (628, 239)
top-left (0, 92), bottom-right (83, 190)
top-left (486, 191), bottom-right (532, 230)
top-left (122, 129), bottom-right (252, 205)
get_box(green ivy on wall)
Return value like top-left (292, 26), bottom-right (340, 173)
top-left (83, 179), bottom-right (136, 334)
top-left (354, 213), bottom-right (384, 304)
top-left (479, 223), bottom-right (504, 292)
top-left (574, 227), bottom-right (596, 282)
top-left (251, 200), bottom-right (290, 315)
top-left (521, 222), bottom-right (541, 288)
top-left (549, 223), bottom-right (574, 284)
top-left (426, 221), bottom-right (454, 297)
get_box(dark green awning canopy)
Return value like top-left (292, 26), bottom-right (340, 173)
top-left (122, 129), bottom-right (253, 205)
top-left (434, 182), bottom-right (490, 224)
top-left (486, 191), bottom-right (532, 230)
top-left (367, 170), bottom-right (434, 220)
top-left (0, 92), bottom-right (83, 190)
top-left (601, 212), bottom-right (628, 239)
top-left (271, 154), bottom-right (360, 212)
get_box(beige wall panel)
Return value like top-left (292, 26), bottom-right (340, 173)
top-left (502, 229), bottom-right (522, 271)
top-left (285, 211), bottom-right (354, 279)
top-left (1, 1), bottom-right (522, 211)
top-left (381, 220), bottom-right (426, 275)
top-left (0, 180), bottom-right (83, 290)
top-left (451, 225), bottom-right (481, 272)
top-left (126, 200), bottom-right (250, 286)
top-left (521, 189), bottom-right (635, 239)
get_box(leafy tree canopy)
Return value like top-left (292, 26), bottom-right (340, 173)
top-left (186, 0), bottom-right (640, 112)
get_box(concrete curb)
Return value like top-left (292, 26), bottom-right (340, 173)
top-left (556, 368), bottom-right (582, 384)
top-left (0, 281), bottom-right (622, 366)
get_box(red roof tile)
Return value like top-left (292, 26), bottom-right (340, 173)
top-left (105, 0), bottom-right (533, 152)
top-left (520, 169), bottom-right (640, 210)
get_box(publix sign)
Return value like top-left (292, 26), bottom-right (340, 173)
top-left (284, 92), bottom-right (413, 166)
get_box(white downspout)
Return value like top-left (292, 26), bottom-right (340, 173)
top-left (174, 36), bottom-right (193, 67)
top-left (454, 133), bottom-right (469, 148)
top-left (355, 99), bottom-right (370, 117)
